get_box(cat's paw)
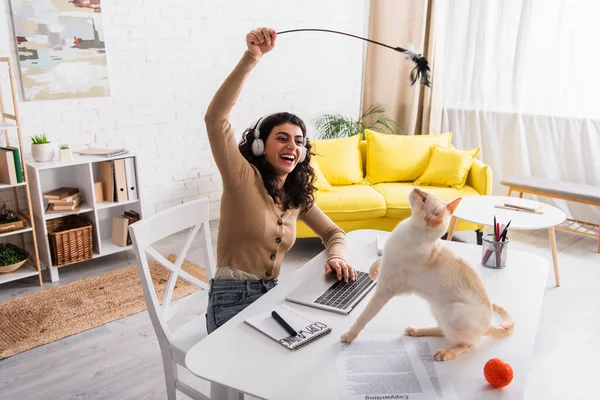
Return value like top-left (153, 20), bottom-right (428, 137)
top-left (341, 331), bottom-right (358, 343)
top-left (369, 269), bottom-right (379, 280)
top-left (434, 348), bottom-right (456, 361)
top-left (369, 259), bottom-right (380, 280)
top-left (404, 326), bottom-right (419, 336)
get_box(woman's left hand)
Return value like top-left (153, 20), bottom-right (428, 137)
top-left (325, 257), bottom-right (357, 282)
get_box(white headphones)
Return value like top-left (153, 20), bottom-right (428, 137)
top-left (251, 114), bottom-right (308, 163)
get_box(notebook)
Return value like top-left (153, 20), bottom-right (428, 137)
top-left (245, 304), bottom-right (332, 351)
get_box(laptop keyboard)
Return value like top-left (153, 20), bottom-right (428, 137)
top-left (314, 271), bottom-right (374, 310)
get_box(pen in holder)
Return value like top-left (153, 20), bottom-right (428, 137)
top-left (481, 233), bottom-right (509, 269)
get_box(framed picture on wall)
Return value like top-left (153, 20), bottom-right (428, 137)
top-left (9, 0), bottom-right (109, 101)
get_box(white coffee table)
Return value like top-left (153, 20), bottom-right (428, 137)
top-left (446, 195), bottom-right (566, 286)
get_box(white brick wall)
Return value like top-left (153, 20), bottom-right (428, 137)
top-left (0, 0), bottom-right (369, 221)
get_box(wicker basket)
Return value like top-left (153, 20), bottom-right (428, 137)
top-left (47, 215), bottom-right (93, 266)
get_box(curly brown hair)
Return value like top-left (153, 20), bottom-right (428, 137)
top-left (238, 112), bottom-right (316, 212)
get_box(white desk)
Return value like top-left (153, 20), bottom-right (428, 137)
top-left (186, 229), bottom-right (548, 400)
top-left (446, 195), bottom-right (566, 286)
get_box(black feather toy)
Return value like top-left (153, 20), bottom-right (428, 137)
top-left (277, 28), bottom-right (431, 87)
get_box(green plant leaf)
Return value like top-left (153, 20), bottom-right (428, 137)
top-left (0, 243), bottom-right (28, 266)
top-left (31, 133), bottom-right (50, 144)
top-left (313, 104), bottom-right (403, 140)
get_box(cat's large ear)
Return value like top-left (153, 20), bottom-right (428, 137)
top-left (447, 198), bottom-right (462, 214)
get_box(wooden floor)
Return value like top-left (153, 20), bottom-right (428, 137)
top-left (0, 221), bottom-right (598, 400)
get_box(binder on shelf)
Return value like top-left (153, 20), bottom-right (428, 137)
top-left (0, 148), bottom-right (17, 184)
top-left (98, 161), bottom-right (115, 203)
top-left (124, 157), bottom-right (138, 201)
top-left (113, 158), bottom-right (128, 202)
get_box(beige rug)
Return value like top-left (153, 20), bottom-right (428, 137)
top-left (0, 255), bottom-right (207, 360)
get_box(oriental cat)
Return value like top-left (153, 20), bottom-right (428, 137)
top-left (341, 188), bottom-right (514, 361)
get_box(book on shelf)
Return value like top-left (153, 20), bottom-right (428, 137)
top-left (43, 187), bottom-right (79, 200)
top-left (47, 192), bottom-right (81, 204)
top-left (122, 210), bottom-right (139, 245)
top-left (46, 203), bottom-right (82, 213)
top-left (46, 195), bottom-right (82, 211)
top-left (112, 216), bottom-right (129, 247)
top-left (78, 148), bottom-right (129, 157)
top-left (112, 209), bottom-right (140, 246)
top-left (245, 304), bottom-right (332, 351)
top-left (44, 188), bottom-right (83, 214)
top-left (0, 146), bottom-right (23, 183)
top-left (0, 148), bottom-right (17, 184)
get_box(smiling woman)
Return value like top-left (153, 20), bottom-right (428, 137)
top-left (203, 27), bottom-right (358, 334)
top-left (238, 114), bottom-right (314, 212)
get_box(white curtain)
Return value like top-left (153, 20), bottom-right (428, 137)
top-left (440, 0), bottom-right (600, 224)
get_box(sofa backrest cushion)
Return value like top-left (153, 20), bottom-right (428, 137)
top-left (359, 139), bottom-right (367, 175)
top-left (414, 145), bottom-right (481, 189)
top-left (311, 135), bottom-right (364, 185)
top-left (364, 129), bottom-right (453, 183)
top-left (310, 157), bottom-right (335, 191)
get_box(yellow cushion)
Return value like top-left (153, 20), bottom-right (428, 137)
top-left (312, 135), bottom-right (363, 185)
top-left (415, 145), bottom-right (481, 189)
top-left (365, 130), bottom-right (453, 183)
top-left (310, 157), bottom-right (334, 192)
top-left (466, 159), bottom-right (493, 195)
top-left (371, 182), bottom-right (480, 218)
top-left (314, 185), bottom-right (386, 221)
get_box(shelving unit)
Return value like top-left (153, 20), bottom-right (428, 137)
top-left (0, 57), bottom-right (43, 286)
top-left (27, 153), bottom-right (143, 282)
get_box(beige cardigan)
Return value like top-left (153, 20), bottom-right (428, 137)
top-left (204, 51), bottom-right (346, 280)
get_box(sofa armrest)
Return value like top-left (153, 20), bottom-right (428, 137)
top-left (466, 159), bottom-right (492, 195)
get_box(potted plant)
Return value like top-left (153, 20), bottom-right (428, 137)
top-left (0, 242), bottom-right (29, 273)
top-left (59, 144), bottom-right (73, 161)
top-left (313, 105), bottom-right (403, 140)
top-left (31, 133), bottom-right (54, 162)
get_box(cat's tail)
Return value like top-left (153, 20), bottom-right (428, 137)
top-left (369, 258), bottom-right (381, 281)
top-left (485, 304), bottom-right (515, 338)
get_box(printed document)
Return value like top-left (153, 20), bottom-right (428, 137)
top-left (334, 334), bottom-right (457, 400)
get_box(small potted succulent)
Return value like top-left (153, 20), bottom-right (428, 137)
top-left (59, 144), bottom-right (73, 161)
top-left (31, 133), bottom-right (54, 162)
top-left (0, 242), bottom-right (29, 273)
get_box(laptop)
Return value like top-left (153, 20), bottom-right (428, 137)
top-left (286, 266), bottom-right (378, 315)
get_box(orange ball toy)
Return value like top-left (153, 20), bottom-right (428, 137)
top-left (484, 358), bottom-right (514, 388)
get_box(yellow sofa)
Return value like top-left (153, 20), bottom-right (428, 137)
top-left (296, 131), bottom-right (492, 238)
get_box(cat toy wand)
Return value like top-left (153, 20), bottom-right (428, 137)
top-left (276, 28), bottom-right (431, 87)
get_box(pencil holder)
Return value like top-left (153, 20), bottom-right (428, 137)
top-left (481, 233), bottom-right (509, 269)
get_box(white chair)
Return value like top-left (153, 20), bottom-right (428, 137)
top-left (129, 198), bottom-right (217, 400)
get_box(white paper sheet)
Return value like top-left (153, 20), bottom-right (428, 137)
top-left (414, 339), bottom-right (457, 399)
top-left (334, 334), bottom-right (457, 400)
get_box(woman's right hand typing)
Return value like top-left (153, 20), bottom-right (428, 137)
top-left (246, 27), bottom-right (277, 59)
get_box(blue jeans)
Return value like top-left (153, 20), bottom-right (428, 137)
top-left (206, 278), bottom-right (278, 334)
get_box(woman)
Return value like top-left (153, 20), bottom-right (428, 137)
top-left (204, 27), bottom-right (357, 334)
